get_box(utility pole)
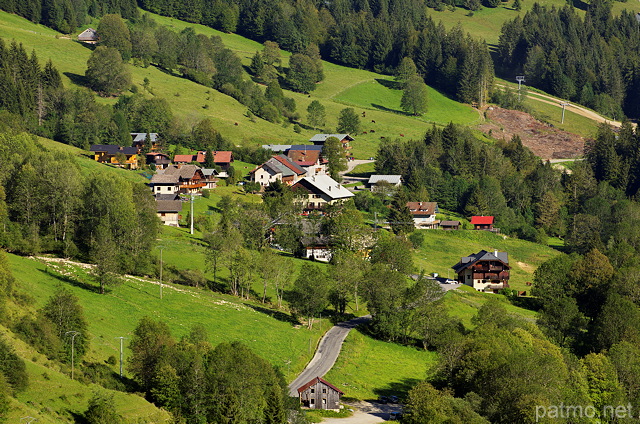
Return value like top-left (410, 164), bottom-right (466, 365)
top-left (374, 211), bottom-right (378, 231)
top-left (560, 102), bottom-right (569, 124)
top-left (190, 193), bottom-right (194, 235)
top-left (115, 337), bottom-right (127, 379)
top-left (516, 76), bottom-right (525, 101)
top-left (65, 331), bottom-right (80, 380)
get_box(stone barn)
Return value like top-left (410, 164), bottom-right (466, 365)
top-left (297, 377), bottom-right (344, 411)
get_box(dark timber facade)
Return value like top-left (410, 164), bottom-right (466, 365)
top-left (297, 377), bottom-right (344, 410)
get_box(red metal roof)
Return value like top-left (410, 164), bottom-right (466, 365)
top-left (470, 216), bottom-right (494, 225)
top-left (297, 376), bottom-right (344, 395)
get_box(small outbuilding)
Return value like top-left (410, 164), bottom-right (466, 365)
top-left (297, 377), bottom-right (344, 411)
top-left (470, 215), bottom-right (494, 231)
top-left (77, 28), bottom-right (99, 44)
top-left (440, 220), bottom-right (460, 230)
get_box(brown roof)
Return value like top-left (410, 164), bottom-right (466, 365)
top-left (297, 377), bottom-right (344, 395)
top-left (440, 220), bottom-right (460, 226)
top-left (173, 154), bottom-right (195, 163)
top-left (156, 200), bottom-right (182, 213)
top-left (406, 202), bottom-right (437, 216)
top-left (288, 149), bottom-right (321, 164)
top-left (164, 165), bottom-right (201, 180)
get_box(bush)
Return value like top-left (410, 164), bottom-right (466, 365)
top-left (409, 231), bottom-right (425, 248)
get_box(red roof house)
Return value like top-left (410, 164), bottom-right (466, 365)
top-left (470, 216), bottom-right (494, 230)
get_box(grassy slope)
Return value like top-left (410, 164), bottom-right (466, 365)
top-left (413, 229), bottom-right (561, 292)
top-left (0, 9), bottom-right (478, 159)
top-left (323, 330), bottom-right (438, 401)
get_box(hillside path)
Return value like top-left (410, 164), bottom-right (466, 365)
top-left (288, 315), bottom-right (371, 397)
top-left (494, 83), bottom-right (629, 128)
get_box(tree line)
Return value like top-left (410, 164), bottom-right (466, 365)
top-left (497, 0), bottom-right (640, 119)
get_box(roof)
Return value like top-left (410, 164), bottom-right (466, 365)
top-left (173, 154), bottom-right (195, 163)
top-left (297, 377), bottom-right (344, 395)
top-left (406, 202), bottom-right (437, 216)
top-left (440, 220), bottom-right (460, 226)
top-left (288, 149), bottom-right (321, 165)
top-left (273, 155), bottom-right (305, 175)
top-left (290, 144), bottom-right (323, 151)
top-left (292, 175), bottom-right (354, 200)
top-left (201, 168), bottom-right (219, 177)
top-left (155, 194), bottom-right (179, 201)
top-left (262, 144), bottom-right (292, 151)
top-left (470, 216), bottom-right (494, 225)
top-left (369, 175), bottom-right (402, 185)
top-left (131, 133), bottom-right (158, 143)
top-left (78, 28), bottom-right (98, 41)
top-left (309, 134), bottom-right (354, 143)
top-left (156, 200), bottom-right (182, 213)
top-left (90, 144), bottom-right (138, 155)
top-left (164, 164), bottom-right (201, 180)
top-left (452, 250), bottom-right (510, 273)
top-left (150, 173), bottom-right (179, 184)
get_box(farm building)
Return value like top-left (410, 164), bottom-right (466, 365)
top-left (297, 377), bottom-right (344, 410)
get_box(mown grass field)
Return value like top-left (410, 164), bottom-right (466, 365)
top-left (413, 229), bottom-right (561, 292)
top-left (323, 329), bottom-right (438, 401)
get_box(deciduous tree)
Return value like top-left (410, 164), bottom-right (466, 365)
top-left (86, 47), bottom-right (131, 96)
top-left (336, 107), bottom-right (360, 133)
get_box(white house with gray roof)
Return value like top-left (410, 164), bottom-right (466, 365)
top-left (291, 174), bottom-right (354, 210)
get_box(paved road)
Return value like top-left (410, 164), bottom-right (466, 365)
top-left (288, 315), bottom-right (371, 397)
top-left (322, 401), bottom-right (402, 424)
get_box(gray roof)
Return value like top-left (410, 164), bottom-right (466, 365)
top-left (131, 133), bottom-right (158, 143)
top-left (289, 145), bottom-right (323, 151)
top-left (440, 220), bottom-right (460, 226)
top-left (155, 194), bottom-right (179, 201)
top-left (150, 173), bottom-right (179, 184)
top-left (309, 134), bottom-right (353, 143)
top-left (294, 175), bottom-right (354, 200)
top-left (261, 145), bottom-right (292, 151)
top-left (156, 200), bottom-right (182, 213)
top-left (368, 175), bottom-right (402, 185)
top-left (164, 164), bottom-right (200, 180)
top-left (452, 250), bottom-right (510, 273)
top-left (201, 168), bottom-right (218, 177)
top-left (90, 144), bottom-right (138, 155)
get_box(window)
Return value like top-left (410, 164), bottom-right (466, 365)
top-left (322, 399), bottom-right (327, 404)
top-left (310, 389), bottom-right (315, 394)
top-left (322, 388), bottom-right (327, 394)
top-left (310, 398), bottom-right (315, 405)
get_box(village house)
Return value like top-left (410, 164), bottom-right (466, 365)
top-left (164, 165), bottom-right (206, 194)
top-left (145, 152), bottom-right (171, 170)
top-left (291, 174), bottom-right (354, 211)
top-left (250, 155), bottom-right (306, 187)
top-left (471, 215), bottom-right (497, 231)
top-left (131, 133), bottom-right (160, 151)
top-left (155, 199), bottom-right (182, 227)
top-left (287, 145), bottom-right (327, 177)
top-left (297, 377), bottom-right (344, 411)
top-left (89, 145), bottom-right (138, 169)
top-left (452, 250), bottom-right (511, 292)
top-left (200, 169), bottom-right (219, 189)
top-left (407, 201), bottom-right (439, 229)
top-left (173, 151), bottom-right (234, 176)
top-left (368, 175), bottom-right (402, 191)
top-left (77, 28), bottom-right (99, 44)
top-left (309, 134), bottom-right (353, 157)
top-left (150, 172), bottom-right (180, 196)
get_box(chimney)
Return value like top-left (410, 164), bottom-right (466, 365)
top-left (494, 249), bottom-right (498, 257)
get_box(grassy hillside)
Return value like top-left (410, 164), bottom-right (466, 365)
top-left (0, 9), bottom-right (479, 159)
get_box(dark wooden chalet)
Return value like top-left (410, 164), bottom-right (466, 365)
top-left (452, 250), bottom-right (510, 292)
top-left (297, 377), bottom-right (344, 411)
top-left (440, 220), bottom-right (460, 230)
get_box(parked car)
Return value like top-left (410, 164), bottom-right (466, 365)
top-left (378, 396), bottom-right (388, 404)
top-left (389, 411), bottom-right (403, 420)
top-left (389, 395), bottom-right (399, 403)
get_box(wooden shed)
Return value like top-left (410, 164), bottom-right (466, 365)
top-left (297, 377), bottom-right (344, 411)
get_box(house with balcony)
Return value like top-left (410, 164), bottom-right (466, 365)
top-left (250, 155), bottom-right (306, 187)
top-left (173, 151), bottom-right (234, 176)
top-left (309, 134), bottom-right (353, 157)
top-left (407, 202), bottom-right (439, 229)
top-left (291, 174), bottom-right (354, 211)
top-left (452, 250), bottom-right (510, 292)
top-left (89, 145), bottom-right (139, 169)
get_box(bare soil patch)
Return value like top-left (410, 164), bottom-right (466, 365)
top-left (477, 107), bottom-right (585, 160)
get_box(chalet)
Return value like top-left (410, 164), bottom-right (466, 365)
top-left (145, 152), bottom-right (171, 170)
top-left (131, 133), bottom-right (159, 151)
top-left (368, 175), bottom-right (402, 190)
top-left (89, 145), bottom-right (138, 169)
top-left (407, 202), bottom-right (439, 229)
top-left (309, 134), bottom-right (353, 157)
top-left (200, 169), bottom-right (219, 189)
top-left (162, 165), bottom-right (206, 194)
top-left (452, 250), bottom-right (510, 292)
top-left (471, 216), bottom-right (495, 231)
top-left (291, 174), bottom-right (354, 211)
top-left (156, 199), bottom-right (182, 227)
top-left (297, 377), bottom-right (344, 411)
top-left (250, 155), bottom-right (306, 187)
top-left (77, 28), bottom-right (99, 44)
top-left (150, 172), bottom-right (180, 196)
top-left (440, 220), bottom-right (461, 230)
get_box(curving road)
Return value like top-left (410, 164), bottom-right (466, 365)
top-left (288, 315), bottom-right (371, 397)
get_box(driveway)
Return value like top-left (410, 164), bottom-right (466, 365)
top-left (322, 401), bottom-right (402, 423)
top-left (288, 315), bottom-right (372, 397)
